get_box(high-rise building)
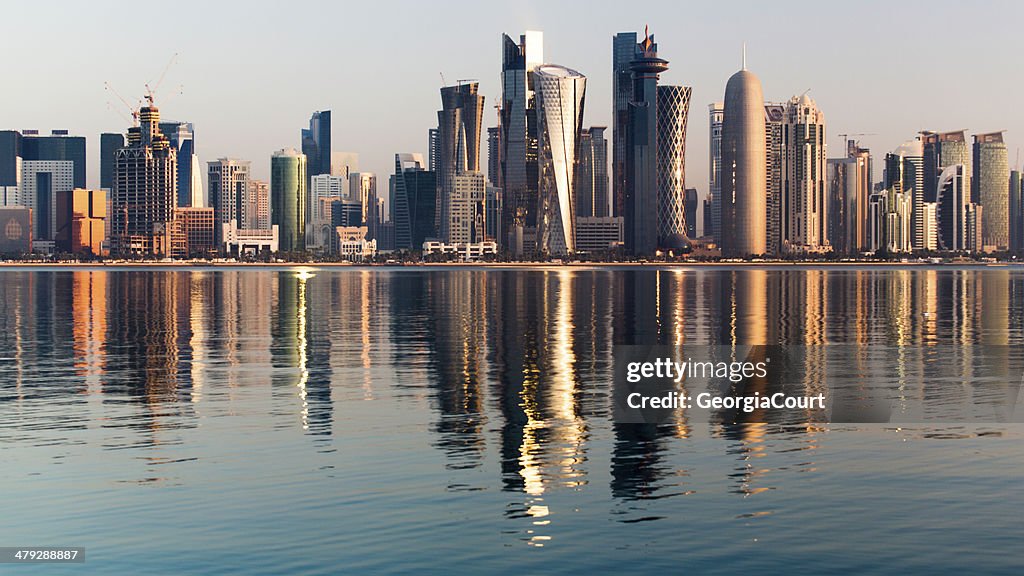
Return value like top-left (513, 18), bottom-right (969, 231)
top-left (624, 30), bottom-right (668, 256)
top-left (684, 187), bottom-right (698, 239)
top-left (764, 103), bottom-right (784, 254)
top-left (448, 172), bottom-right (487, 246)
top-left (827, 141), bottom-right (872, 254)
top-left (271, 148), bottom-right (306, 253)
top-left (534, 64), bottom-right (586, 256)
top-left (485, 184), bottom-right (502, 242)
top-left (390, 153), bottom-right (437, 251)
top-left (301, 111), bottom-right (331, 183)
top-left (719, 58), bottom-right (767, 257)
top-left (427, 128), bottom-right (439, 172)
top-left (208, 158), bottom-right (251, 246)
top-left (868, 187), bottom-right (912, 253)
top-left (972, 132), bottom-right (1009, 251)
top-left (0, 130), bottom-right (86, 213)
top-left (656, 85), bottom-right (691, 250)
top-left (576, 126), bottom-right (609, 218)
top-left (780, 94), bottom-right (828, 253)
top-left (22, 160), bottom-right (74, 241)
top-left (160, 121), bottom-right (202, 207)
top-left (707, 102), bottom-right (724, 244)
top-left (500, 30), bottom-right (543, 255)
top-left (248, 180), bottom-right (270, 230)
top-left (436, 82), bottom-right (484, 244)
top-left (55, 188), bottom-right (105, 255)
top-left (100, 133), bottom-right (125, 191)
top-left (111, 105), bottom-right (177, 255)
top-left (936, 164), bottom-right (971, 251)
top-left (884, 139), bottom-right (925, 250)
top-left (922, 131), bottom-right (970, 205)
top-left (348, 172), bottom-right (377, 225)
top-left (1011, 170), bottom-right (1022, 252)
top-left (173, 206), bottom-right (216, 256)
top-left (487, 126), bottom-right (500, 186)
top-left (613, 31), bottom-right (639, 219)
top-left (310, 174), bottom-right (345, 220)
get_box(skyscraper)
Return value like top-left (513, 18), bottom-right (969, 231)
top-left (884, 139), bottom-right (925, 250)
top-left (100, 132), bottom-right (125, 191)
top-left (271, 148), bottom-right (306, 253)
top-left (160, 121), bottom-right (202, 207)
top-left (301, 111), bottom-right (332, 182)
top-left (576, 126), bottom-right (609, 218)
top-left (487, 126), bottom-right (500, 186)
top-left (780, 94), bottom-right (828, 252)
top-left (427, 128), bottom-right (439, 172)
top-left (0, 130), bottom-right (86, 212)
top-left (391, 153), bottom-right (437, 251)
top-left (22, 160), bottom-right (74, 241)
top-left (922, 130), bottom-right (970, 202)
top-left (248, 179), bottom-right (270, 230)
top-left (972, 132), bottom-right (1009, 251)
top-left (656, 85), bottom-right (691, 250)
top-left (719, 58), bottom-right (767, 257)
top-left (684, 187), bottom-right (698, 238)
top-left (936, 164), bottom-right (970, 251)
top-left (436, 82), bottom-right (485, 244)
top-left (764, 103), bottom-right (784, 254)
top-left (499, 30), bottom-right (543, 255)
top-left (208, 158), bottom-right (251, 246)
top-left (625, 30), bottom-right (668, 256)
top-left (534, 64), bottom-right (586, 256)
top-left (349, 172), bottom-right (377, 226)
top-left (707, 102), bottom-right (724, 244)
top-left (612, 32), bottom-right (639, 219)
top-left (1011, 170), bottom-right (1022, 252)
top-left (111, 105), bottom-right (177, 255)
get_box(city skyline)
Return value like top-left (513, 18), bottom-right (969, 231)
top-left (2, 0), bottom-right (1023, 208)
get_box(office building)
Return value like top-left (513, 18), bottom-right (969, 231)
top-left (100, 133), bottom-right (125, 191)
top-left (972, 132), bottom-right (1009, 251)
top-left (780, 94), bottom-right (828, 253)
top-left (271, 148), bottom-right (306, 252)
top-left (248, 180), bottom-right (270, 230)
top-left (923, 131), bottom-right (970, 205)
top-left (485, 184), bottom-right (502, 241)
top-left (0, 207), bottom-right (32, 254)
top-left (208, 158), bottom-right (251, 245)
top-left (160, 121), bottom-right (202, 207)
top-left (936, 164), bottom-right (971, 251)
top-left (500, 30), bottom-right (543, 255)
top-left (448, 172), bottom-right (487, 245)
top-left (656, 85), bottom-right (691, 250)
top-left (427, 128), bottom-right (439, 172)
top-left (487, 126), bottom-right (500, 186)
top-left (827, 142), bottom-right (872, 254)
top-left (764, 103), bottom-right (784, 254)
top-left (22, 160), bottom-right (74, 241)
top-left (884, 139), bottom-right (925, 249)
top-left (390, 153), bottom-right (436, 251)
top-left (349, 172), bottom-right (376, 225)
top-left (707, 102), bottom-right (724, 243)
top-left (719, 58), bottom-right (767, 257)
top-left (222, 219), bottom-right (278, 256)
top-left (534, 64), bottom-right (586, 255)
top-left (613, 31), bottom-right (639, 219)
top-left (111, 105), bottom-right (178, 255)
top-left (55, 188), bottom-right (105, 255)
top-left (684, 187), bottom-right (698, 239)
top-left (173, 206), bottom-right (216, 256)
top-left (868, 187), bottom-right (912, 253)
top-left (576, 126), bottom-right (609, 218)
top-left (301, 110), bottom-right (331, 182)
top-left (922, 201), bottom-right (939, 251)
top-left (308, 173), bottom-right (346, 250)
top-left (0, 130), bottom-right (86, 213)
top-left (575, 216), bottom-right (624, 253)
top-left (1011, 170), bottom-right (1022, 251)
top-left (623, 30), bottom-right (668, 256)
top-left (436, 82), bottom-right (485, 244)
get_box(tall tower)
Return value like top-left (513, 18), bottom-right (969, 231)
top-left (656, 84), bottom-right (692, 250)
top-left (625, 28), bottom-right (669, 256)
top-left (719, 55), bottom-right (767, 257)
top-left (576, 126), bottom-right (609, 218)
top-left (159, 121), bottom-right (201, 207)
top-left (111, 104), bottom-right (177, 255)
top-left (923, 130), bottom-right (970, 249)
top-left (437, 82), bottom-right (485, 244)
top-left (780, 93), bottom-right (828, 252)
top-left (972, 132), bottom-right (1009, 251)
top-left (612, 32), bottom-right (640, 219)
top-left (707, 102), bottom-right (724, 243)
top-left (301, 111), bottom-right (332, 182)
top-left (271, 148), bottom-right (307, 252)
top-left (534, 64), bottom-right (586, 256)
top-left (500, 30), bottom-right (543, 255)
top-left (208, 158), bottom-right (251, 245)
top-left (884, 139), bottom-right (924, 249)
top-left (1010, 170), bottom-right (1023, 252)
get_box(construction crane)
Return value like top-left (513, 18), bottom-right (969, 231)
top-left (104, 81), bottom-right (142, 126)
top-left (144, 53), bottom-right (179, 106)
top-left (104, 53), bottom-right (180, 125)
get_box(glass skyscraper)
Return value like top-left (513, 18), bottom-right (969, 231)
top-left (972, 132), bottom-right (1009, 250)
top-left (656, 85), bottom-right (691, 249)
top-left (271, 149), bottom-right (307, 253)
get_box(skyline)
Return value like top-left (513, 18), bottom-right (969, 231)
top-left (3, 0), bottom-right (1024, 206)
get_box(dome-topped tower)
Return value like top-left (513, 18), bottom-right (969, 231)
top-left (720, 58), bottom-right (767, 257)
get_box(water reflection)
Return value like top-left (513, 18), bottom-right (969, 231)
top-left (1, 267), bottom-right (1022, 538)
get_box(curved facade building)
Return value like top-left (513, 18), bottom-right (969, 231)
top-left (271, 148), bottom-right (307, 252)
top-left (720, 68), bottom-right (766, 257)
top-left (534, 64), bottom-right (586, 256)
top-left (656, 85), bottom-right (692, 249)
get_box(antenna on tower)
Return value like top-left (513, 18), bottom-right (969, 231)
top-left (742, 42), bottom-right (747, 70)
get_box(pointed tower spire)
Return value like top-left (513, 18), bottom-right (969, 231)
top-left (742, 42), bottom-right (747, 71)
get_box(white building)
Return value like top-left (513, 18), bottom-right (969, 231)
top-left (868, 189), bottom-right (912, 253)
top-left (208, 159), bottom-right (251, 243)
top-left (448, 172), bottom-right (486, 245)
top-left (781, 94), bottom-right (828, 252)
top-left (222, 219), bottom-right (278, 255)
top-left (422, 240), bottom-right (497, 260)
top-left (22, 160), bottom-right (74, 241)
top-left (336, 226), bottom-right (376, 260)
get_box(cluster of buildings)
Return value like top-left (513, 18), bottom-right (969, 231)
top-left (2, 29), bottom-right (1022, 261)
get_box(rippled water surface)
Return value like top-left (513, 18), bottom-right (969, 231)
top-left (1, 267), bottom-right (1022, 574)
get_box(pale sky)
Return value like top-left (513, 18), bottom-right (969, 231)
top-left (3, 0), bottom-right (1022, 209)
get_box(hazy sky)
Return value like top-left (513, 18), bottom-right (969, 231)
top-left (3, 0), bottom-right (1023, 205)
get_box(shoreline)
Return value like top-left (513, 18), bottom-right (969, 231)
top-left (0, 260), bottom-right (1019, 270)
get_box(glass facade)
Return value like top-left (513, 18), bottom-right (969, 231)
top-left (656, 85), bottom-right (691, 249)
top-left (271, 149), bottom-right (307, 253)
top-left (972, 132), bottom-right (1009, 250)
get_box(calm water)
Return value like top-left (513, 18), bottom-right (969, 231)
top-left (1, 266), bottom-right (1023, 574)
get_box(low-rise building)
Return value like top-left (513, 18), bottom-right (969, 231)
top-left (222, 219), bottom-right (278, 256)
top-left (575, 216), bottom-right (624, 253)
top-left (422, 240), bottom-right (498, 260)
top-left (336, 226), bottom-right (376, 261)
